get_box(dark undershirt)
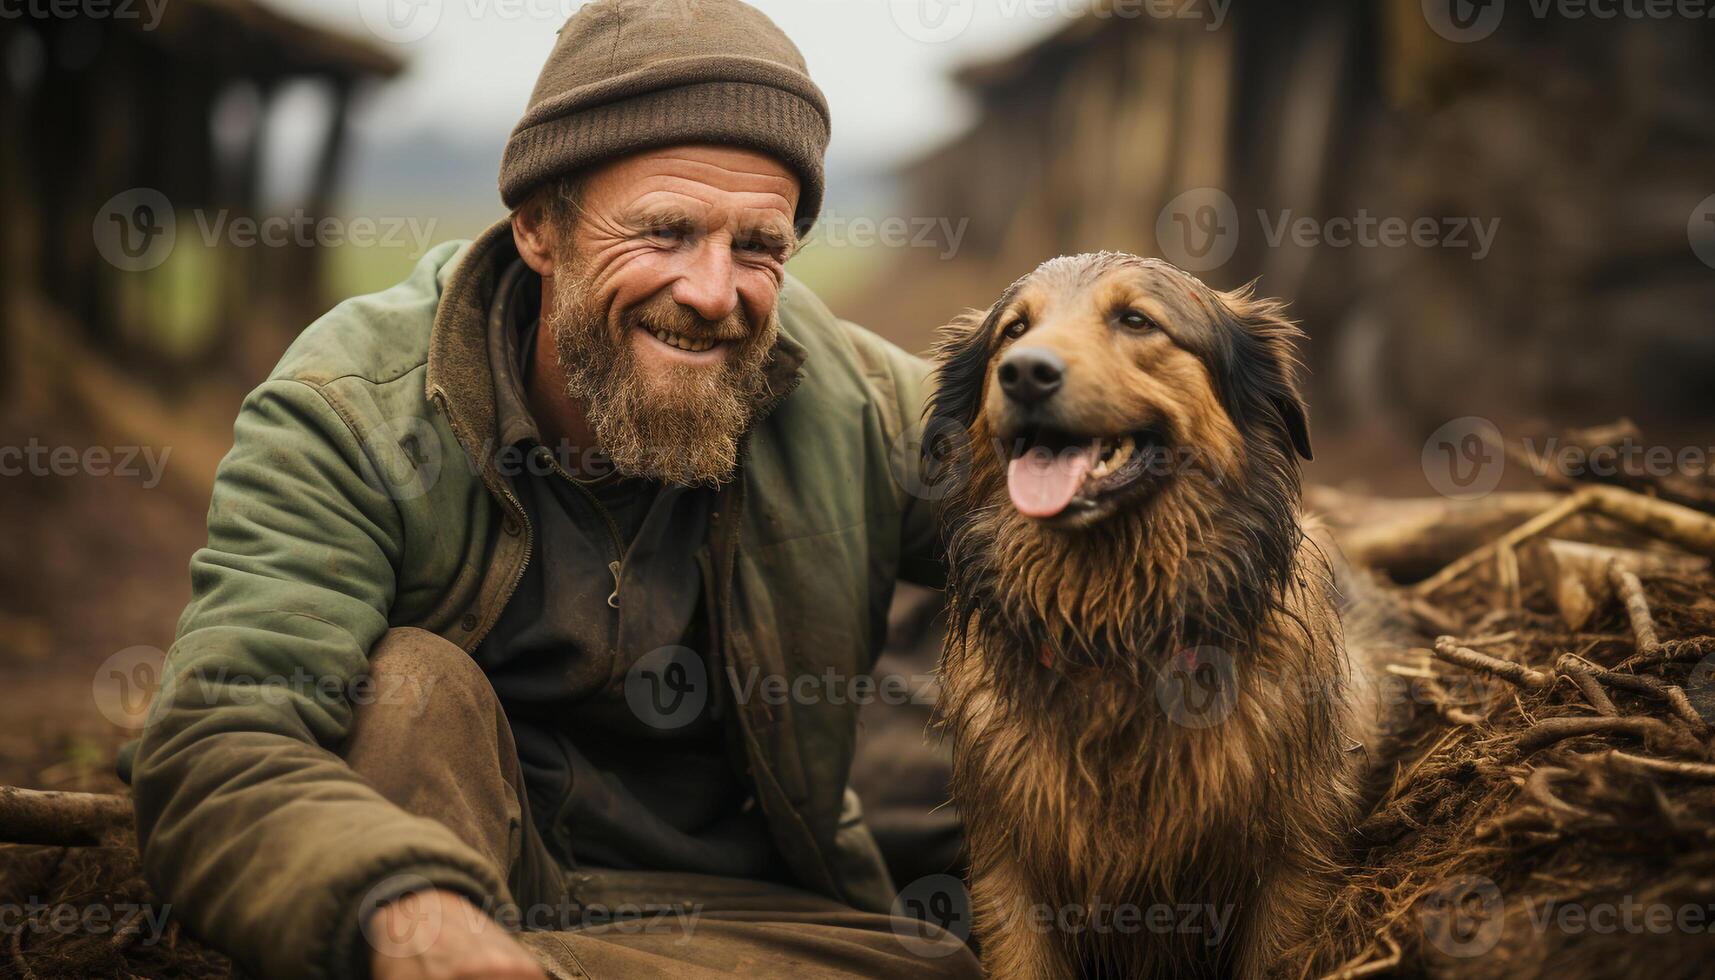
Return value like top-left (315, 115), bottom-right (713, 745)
top-left (473, 261), bottom-right (784, 880)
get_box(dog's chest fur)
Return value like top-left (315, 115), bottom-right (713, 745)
top-left (941, 540), bottom-right (1371, 978)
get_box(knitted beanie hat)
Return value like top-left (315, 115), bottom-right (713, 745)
top-left (499, 0), bottom-right (831, 232)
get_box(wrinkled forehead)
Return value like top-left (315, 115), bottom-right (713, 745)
top-left (1007, 255), bottom-right (1224, 348)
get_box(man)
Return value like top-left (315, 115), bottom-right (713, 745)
top-left (126, 2), bottom-right (974, 977)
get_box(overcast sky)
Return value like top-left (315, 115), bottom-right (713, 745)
top-left (263, 0), bottom-right (1064, 179)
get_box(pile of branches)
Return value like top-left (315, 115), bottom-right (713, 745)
top-left (1298, 422), bottom-right (1715, 979)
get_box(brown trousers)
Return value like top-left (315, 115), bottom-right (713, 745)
top-left (344, 628), bottom-right (979, 979)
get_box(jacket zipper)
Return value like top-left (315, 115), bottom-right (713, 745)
top-left (530, 444), bottom-right (625, 608)
top-left (561, 475), bottom-right (626, 609)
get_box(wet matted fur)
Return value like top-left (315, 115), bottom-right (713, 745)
top-left (926, 253), bottom-right (1389, 978)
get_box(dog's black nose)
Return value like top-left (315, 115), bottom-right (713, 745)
top-left (997, 347), bottom-right (1065, 405)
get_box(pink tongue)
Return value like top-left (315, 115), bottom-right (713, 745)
top-left (1007, 448), bottom-right (1092, 519)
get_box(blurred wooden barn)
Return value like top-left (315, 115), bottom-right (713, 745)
top-left (849, 0), bottom-right (1715, 438)
top-left (0, 0), bottom-right (401, 401)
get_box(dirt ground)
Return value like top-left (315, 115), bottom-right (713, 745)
top-left (7, 396), bottom-right (1715, 978)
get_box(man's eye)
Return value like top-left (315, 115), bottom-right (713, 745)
top-left (736, 239), bottom-right (769, 254)
top-left (646, 226), bottom-right (685, 242)
top-left (1002, 318), bottom-right (1029, 340)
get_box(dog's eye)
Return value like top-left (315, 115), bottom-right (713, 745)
top-left (1117, 309), bottom-right (1158, 332)
top-left (1001, 317), bottom-right (1030, 340)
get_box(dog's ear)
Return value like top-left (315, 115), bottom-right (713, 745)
top-left (926, 305), bottom-right (1000, 433)
top-left (1213, 285), bottom-right (1313, 462)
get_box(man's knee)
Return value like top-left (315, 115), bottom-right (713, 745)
top-left (362, 627), bottom-right (498, 728)
top-left (345, 627), bottom-right (508, 776)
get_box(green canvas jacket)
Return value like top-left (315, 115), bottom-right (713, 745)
top-left (128, 219), bottom-right (942, 980)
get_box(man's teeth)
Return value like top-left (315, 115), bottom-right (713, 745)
top-left (647, 327), bottom-right (717, 352)
top-left (1088, 436), bottom-right (1136, 479)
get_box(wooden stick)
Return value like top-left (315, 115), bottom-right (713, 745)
top-left (1627, 636), bottom-right (1715, 669)
top-left (0, 786), bottom-right (132, 847)
top-left (1525, 539), bottom-right (1708, 631)
top-left (1318, 935), bottom-right (1402, 980)
top-left (1555, 655), bottom-right (1618, 717)
top-left (1496, 541), bottom-right (1522, 611)
top-left (1416, 492), bottom-right (1592, 596)
top-left (1434, 636), bottom-right (1551, 690)
top-left (1607, 562), bottom-right (1661, 658)
top-left (1664, 687), bottom-right (1709, 736)
top-left (1585, 485), bottom-right (1715, 560)
top-left (1606, 750), bottom-right (1715, 781)
top-left (1305, 487), bottom-right (1564, 581)
top-left (1516, 716), bottom-right (1679, 755)
top-left (1523, 765), bottom-right (1597, 819)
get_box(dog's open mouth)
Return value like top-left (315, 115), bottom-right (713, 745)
top-left (1003, 427), bottom-right (1170, 520)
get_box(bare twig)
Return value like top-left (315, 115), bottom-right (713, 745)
top-left (1317, 935), bottom-right (1402, 980)
top-left (1663, 687), bottom-right (1710, 736)
top-left (1416, 492), bottom-right (1593, 596)
top-left (1606, 750), bottom-right (1715, 781)
top-left (1464, 632), bottom-right (1520, 648)
top-left (0, 787), bottom-right (132, 847)
top-left (1525, 539), bottom-right (1709, 630)
top-left (1555, 655), bottom-right (1617, 716)
top-left (1585, 485), bottom-right (1715, 559)
top-left (1305, 487), bottom-right (1565, 582)
top-left (1607, 562), bottom-right (1661, 659)
top-left (1405, 597), bottom-right (1462, 638)
top-left (1516, 716), bottom-right (1681, 755)
top-left (1496, 542), bottom-right (1522, 610)
top-left (1627, 636), bottom-right (1715, 669)
top-left (1434, 636), bottom-right (1551, 690)
top-left (1554, 659), bottom-right (1708, 733)
top-left (1523, 765), bottom-right (1601, 821)
top-left (10, 913), bottom-right (35, 980)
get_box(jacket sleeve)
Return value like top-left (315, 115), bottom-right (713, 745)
top-left (852, 327), bottom-right (944, 589)
top-left (130, 378), bottom-right (504, 980)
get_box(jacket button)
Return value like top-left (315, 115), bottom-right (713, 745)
top-left (503, 516), bottom-right (520, 536)
top-left (461, 613), bottom-right (479, 632)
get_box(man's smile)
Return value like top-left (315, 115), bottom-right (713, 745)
top-left (632, 323), bottom-right (730, 364)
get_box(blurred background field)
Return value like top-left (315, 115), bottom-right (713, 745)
top-left (1, 0), bottom-right (1713, 790)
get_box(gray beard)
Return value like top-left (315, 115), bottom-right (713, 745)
top-left (545, 262), bottom-right (778, 487)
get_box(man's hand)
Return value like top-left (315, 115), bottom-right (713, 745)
top-left (367, 888), bottom-right (548, 980)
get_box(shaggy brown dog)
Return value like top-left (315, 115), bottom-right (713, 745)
top-left (926, 253), bottom-right (1387, 979)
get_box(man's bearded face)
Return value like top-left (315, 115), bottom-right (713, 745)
top-left (545, 250), bottom-right (779, 487)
